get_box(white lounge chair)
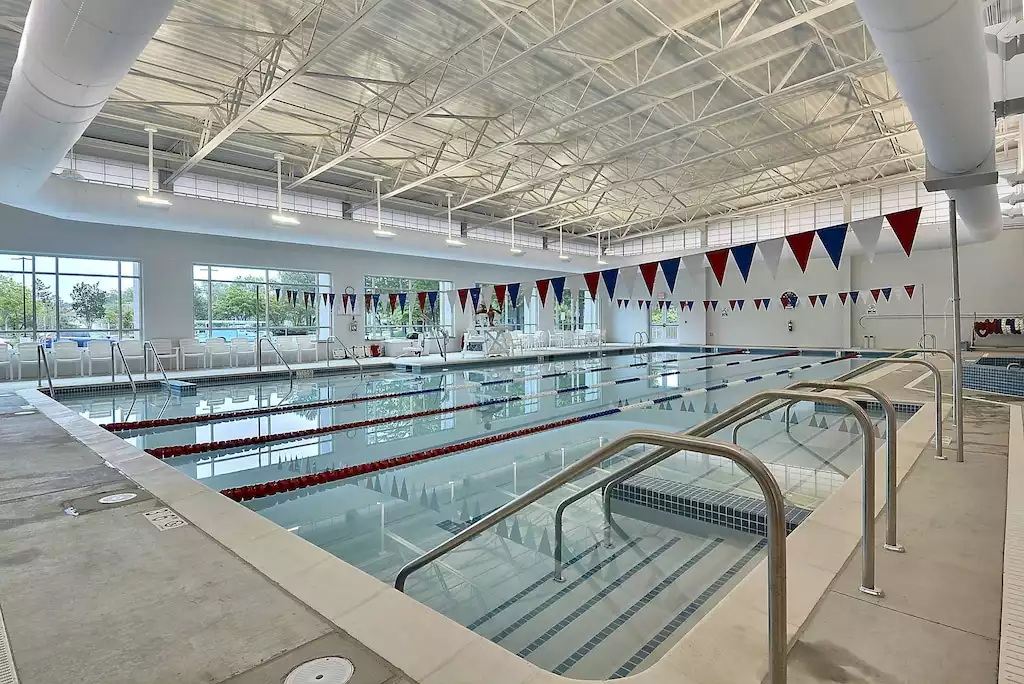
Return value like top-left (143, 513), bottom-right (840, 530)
top-left (179, 338), bottom-right (207, 369)
top-left (52, 340), bottom-right (83, 378)
top-left (86, 339), bottom-right (114, 376)
top-left (207, 338), bottom-right (231, 368)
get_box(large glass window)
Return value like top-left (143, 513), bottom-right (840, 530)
top-left (0, 254), bottom-right (141, 343)
top-left (553, 290), bottom-right (600, 332)
top-left (363, 275), bottom-right (454, 340)
top-left (193, 265), bottom-right (331, 341)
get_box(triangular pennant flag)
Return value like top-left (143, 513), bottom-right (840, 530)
top-left (736, 299), bottom-right (744, 311)
top-left (729, 299), bottom-right (737, 311)
top-left (458, 288), bottom-right (469, 312)
top-left (322, 292), bottom-right (329, 306)
top-left (817, 223), bottom-right (848, 269)
top-left (446, 289), bottom-right (458, 314)
top-left (904, 284), bottom-right (916, 300)
top-left (536, 279), bottom-right (550, 306)
top-left (616, 266), bottom-right (638, 298)
top-left (886, 207), bottom-right (922, 257)
top-left (583, 272), bottom-right (601, 300)
top-left (417, 291), bottom-right (428, 311)
top-left (849, 291), bottom-right (859, 304)
top-left (786, 231), bottom-right (815, 272)
top-left (639, 262), bottom-right (660, 295)
top-left (881, 287), bottom-right (892, 301)
top-left (469, 286), bottom-right (482, 310)
top-left (711, 300), bottom-right (718, 311)
top-left (341, 294), bottom-right (348, 313)
top-left (328, 293), bottom-right (336, 310)
top-left (851, 216), bottom-right (884, 262)
top-left (809, 294), bottom-right (819, 307)
top-left (730, 243), bottom-right (757, 282)
top-left (839, 292), bottom-right (849, 305)
top-left (388, 293), bottom-right (399, 311)
top-left (870, 288), bottom-right (881, 303)
top-left (819, 293), bottom-right (827, 307)
top-left (397, 292), bottom-right (408, 312)
top-left (703, 300), bottom-right (712, 311)
top-left (427, 290), bottom-right (439, 311)
top-left (660, 257), bottom-right (681, 292)
top-left (681, 254), bottom-right (704, 281)
top-left (274, 287), bottom-right (281, 301)
top-left (706, 248), bottom-right (730, 286)
top-left (600, 269), bottom-right (618, 299)
top-left (616, 299), bottom-right (623, 309)
top-left (657, 300), bottom-right (665, 309)
top-left (480, 284), bottom-right (494, 308)
top-left (754, 298), bottom-right (762, 310)
top-left (686, 300), bottom-right (695, 311)
top-left (494, 284), bottom-right (507, 305)
top-left (762, 298), bottom-right (770, 310)
top-left (758, 237), bottom-right (785, 279)
top-left (551, 277), bottom-right (566, 305)
top-left (364, 294), bottom-right (373, 312)
top-left (303, 292), bottom-right (310, 308)
top-left (371, 293), bottom-right (380, 311)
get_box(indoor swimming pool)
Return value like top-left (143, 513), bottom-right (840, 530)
top-left (60, 347), bottom-right (904, 679)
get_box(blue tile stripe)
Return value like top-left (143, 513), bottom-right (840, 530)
top-left (964, 362), bottom-right (1024, 397)
top-left (611, 538), bottom-right (769, 678)
top-left (551, 537), bottom-right (725, 676)
top-left (516, 536), bottom-right (682, 657)
top-left (491, 538), bottom-right (645, 644)
top-left (465, 541), bottom-right (603, 632)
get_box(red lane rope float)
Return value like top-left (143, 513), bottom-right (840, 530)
top-left (101, 349), bottom-right (745, 433)
top-left (146, 350), bottom-right (777, 460)
top-left (220, 352), bottom-right (857, 503)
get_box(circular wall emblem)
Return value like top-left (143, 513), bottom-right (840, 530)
top-left (98, 492), bottom-right (138, 505)
top-left (780, 291), bottom-right (798, 309)
top-left (284, 657), bottom-right (354, 684)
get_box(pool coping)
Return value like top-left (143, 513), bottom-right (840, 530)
top-left (18, 360), bottom-right (942, 684)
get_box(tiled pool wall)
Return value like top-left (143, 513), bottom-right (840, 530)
top-left (964, 360), bottom-right (1024, 396)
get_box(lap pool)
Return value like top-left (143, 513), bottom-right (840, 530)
top-left (60, 347), bottom-right (904, 679)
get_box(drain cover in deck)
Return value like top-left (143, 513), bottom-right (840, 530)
top-left (284, 657), bottom-right (354, 684)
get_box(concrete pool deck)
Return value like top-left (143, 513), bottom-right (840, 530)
top-left (0, 354), bottom-right (1013, 683)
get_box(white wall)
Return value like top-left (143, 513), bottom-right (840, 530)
top-left (606, 227), bottom-right (1024, 350)
top-left (0, 204), bottom-right (558, 347)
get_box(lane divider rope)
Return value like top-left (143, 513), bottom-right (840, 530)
top-left (149, 351), bottom-right (786, 460)
top-left (219, 353), bottom-right (856, 503)
top-left (103, 349), bottom-right (743, 434)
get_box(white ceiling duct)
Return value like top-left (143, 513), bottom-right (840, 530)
top-left (0, 0), bottom-right (175, 200)
top-left (855, 0), bottom-right (1002, 241)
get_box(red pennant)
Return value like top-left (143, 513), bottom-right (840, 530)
top-left (364, 294), bottom-right (372, 312)
top-left (458, 288), bottom-right (469, 312)
top-left (706, 249), bottom-right (730, 286)
top-left (809, 294), bottom-right (819, 307)
top-left (388, 293), bottom-right (398, 311)
top-left (703, 300), bottom-right (712, 311)
top-left (870, 288), bottom-right (881, 303)
top-left (729, 299), bottom-right (737, 311)
top-left (786, 231), bottom-right (815, 272)
top-left (616, 299), bottom-right (623, 309)
top-left (839, 292), bottom-right (849, 305)
top-left (536, 279), bottom-right (550, 306)
top-left (494, 284), bottom-right (507, 304)
top-left (904, 284), bottom-right (916, 299)
top-left (639, 262), bottom-right (660, 295)
top-left (886, 207), bottom-right (922, 257)
top-left (417, 291), bottom-right (428, 311)
top-left (583, 272), bottom-right (601, 300)
top-left (658, 300), bottom-right (665, 309)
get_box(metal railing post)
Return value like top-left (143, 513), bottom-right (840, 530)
top-left (110, 341), bottom-right (116, 383)
top-left (394, 430), bottom-right (790, 684)
top-left (143, 341), bottom-right (170, 387)
top-left (36, 344), bottom-right (53, 395)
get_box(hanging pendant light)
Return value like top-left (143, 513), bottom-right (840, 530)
top-left (509, 216), bottom-right (524, 255)
top-left (270, 153), bottom-right (299, 225)
top-left (372, 176), bottom-right (395, 238)
top-left (445, 192), bottom-right (464, 247)
top-left (596, 229), bottom-right (608, 266)
top-left (558, 226), bottom-right (571, 262)
top-left (136, 125), bottom-right (172, 206)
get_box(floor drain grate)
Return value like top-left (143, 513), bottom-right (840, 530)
top-left (283, 657), bottom-right (354, 684)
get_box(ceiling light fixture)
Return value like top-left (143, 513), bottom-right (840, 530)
top-left (509, 216), bottom-right (524, 255)
top-left (596, 228), bottom-right (608, 266)
top-left (372, 176), bottom-right (395, 238)
top-left (558, 226), bottom-right (571, 262)
top-left (270, 152), bottom-right (299, 226)
top-left (445, 192), bottom-right (464, 247)
top-left (136, 125), bottom-right (171, 207)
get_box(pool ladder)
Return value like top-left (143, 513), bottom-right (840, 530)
top-left (325, 335), bottom-right (363, 377)
top-left (632, 330), bottom-right (649, 355)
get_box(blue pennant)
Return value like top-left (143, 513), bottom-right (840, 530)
top-left (881, 287), bottom-right (892, 301)
top-left (601, 268), bottom-right (619, 299)
top-left (551, 276), bottom-right (566, 304)
top-left (730, 243), bottom-right (757, 282)
top-left (849, 291), bottom-right (860, 304)
top-left (427, 290), bottom-right (439, 311)
top-left (371, 293), bottom-right (380, 310)
top-left (469, 287), bottom-right (481, 310)
top-left (659, 257), bottom-right (681, 292)
top-left (817, 223), bottom-right (849, 269)
top-left (819, 293), bottom-right (828, 307)
top-left (397, 292), bottom-right (408, 312)
top-left (507, 282), bottom-right (521, 306)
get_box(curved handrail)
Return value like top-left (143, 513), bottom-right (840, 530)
top-left (36, 343), bottom-right (53, 395)
top-left (112, 341), bottom-right (138, 419)
top-left (256, 336), bottom-right (293, 376)
top-left (143, 341), bottom-right (170, 386)
top-left (394, 430), bottom-right (790, 684)
top-left (591, 390), bottom-right (881, 596)
top-left (326, 335), bottom-right (363, 375)
top-left (919, 333), bottom-right (937, 349)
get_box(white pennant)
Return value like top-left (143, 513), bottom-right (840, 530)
top-left (616, 265), bottom-right (639, 299)
top-left (480, 284), bottom-right (495, 307)
top-left (757, 237), bottom-right (785, 279)
top-left (445, 288), bottom-right (459, 313)
top-left (851, 216), bottom-right (883, 263)
top-left (681, 254), bottom-right (705, 281)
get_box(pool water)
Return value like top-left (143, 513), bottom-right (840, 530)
top-left (63, 348), bottom-right (888, 679)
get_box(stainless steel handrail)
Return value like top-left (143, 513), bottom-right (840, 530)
top-left (919, 333), bottom-right (937, 349)
top-left (432, 327), bottom-right (448, 362)
top-left (394, 430), bottom-right (790, 684)
top-left (143, 341), bottom-right (170, 386)
top-left (36, 343), bottom-right (53, 395)
top-left (785, 381), bottom-right (903, 553)
top-left (555, 390), bottom-right (881, 597)
top-left (113, 342), bottom-right (138, 398)
top-left (895, 347), bottom-right (960, 462)
top-left (256, 336), bottom-right (293, 376)
top-left (326, 335), bottom-right (363, 376)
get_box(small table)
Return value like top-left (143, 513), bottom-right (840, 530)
top-left (480, 327), bottom-right (512, 357)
